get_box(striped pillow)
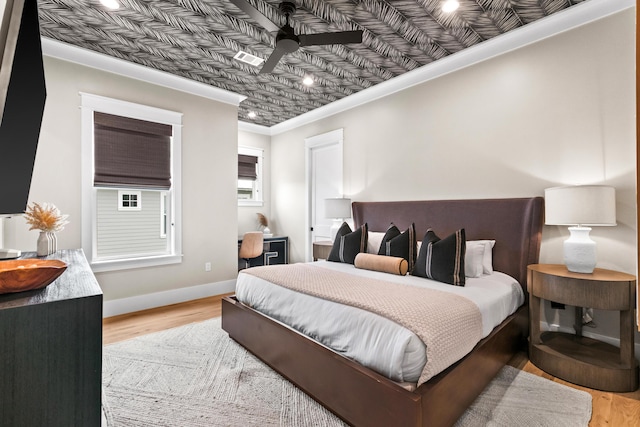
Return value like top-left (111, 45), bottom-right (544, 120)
top-left (378, 223), bottom-right (417, 273)
top-left (412, 228), bottom-right (466, 286)
top-left (327, 222), bottom-right (368, 264)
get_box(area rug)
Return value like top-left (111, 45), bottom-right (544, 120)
top-left (102, 318), bottom-right (592, 427)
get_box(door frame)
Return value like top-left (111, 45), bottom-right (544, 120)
top-left (305, 128), bottom-right (344, 261)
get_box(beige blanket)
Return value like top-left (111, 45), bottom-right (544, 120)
top-left (243, 263), bottom-right (483, 386)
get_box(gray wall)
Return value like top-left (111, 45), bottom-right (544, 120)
top-left (0, 7), bottom-right (635, 349)
top-left (3, 56), bottom-right (240, 301)
top-left (271, 9), bottom-right (635, 273)
top-left (268, 10), bottom-right (637, 342)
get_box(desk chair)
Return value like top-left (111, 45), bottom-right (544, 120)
top-left (238, 231), bottom-right (264, 271)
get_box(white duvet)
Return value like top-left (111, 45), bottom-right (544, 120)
top-left (235, 260), bottom-right (524, 384)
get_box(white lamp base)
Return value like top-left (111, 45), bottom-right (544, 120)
top-left (563, 226), bottom-right (596, 273)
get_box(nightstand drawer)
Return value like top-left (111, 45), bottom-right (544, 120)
top-left (529, 271), bottom-right (632, 310)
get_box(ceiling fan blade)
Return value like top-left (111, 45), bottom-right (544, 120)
top-left (259, 44), bottom-right (289, 74)
top-left (228, 0), bottom-right (280, 33)
top-left (298, 30), bottom-right (363, 47)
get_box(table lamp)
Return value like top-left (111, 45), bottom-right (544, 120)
top-left (544, 185), bottom-right (616, 273)
top-left (325, 198), bottom-right (352, 241)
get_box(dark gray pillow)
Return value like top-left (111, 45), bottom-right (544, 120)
top-left (412, 228), bottom-right (466, 286)
top-left (328, 223), bottom-right (368, 264)
top-left (378, 223), bottom-right (417, 272)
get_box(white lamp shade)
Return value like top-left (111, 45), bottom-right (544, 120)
top-left (544, 185), bottom-right (616, 226)
top-left (545, 185), bottom-right (616, 274)
top-left (324, 198), bottom-right (352, 219)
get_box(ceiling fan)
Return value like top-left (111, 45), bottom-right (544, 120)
top-left (229, 0), bottom-right (363, 74)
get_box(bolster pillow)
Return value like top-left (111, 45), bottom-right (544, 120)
top-left (354, 253), bottom-right (408, 276)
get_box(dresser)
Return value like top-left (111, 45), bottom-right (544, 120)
top-left (0, 249), bottom-right (103, 426)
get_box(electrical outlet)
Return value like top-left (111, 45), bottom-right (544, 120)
top-left (205, 262), bottom-right (211, 272)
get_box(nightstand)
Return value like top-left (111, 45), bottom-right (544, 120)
top-left (527, 264), bottom-right (638, 392)
top-left (313, 240), bottom-right (333, 261)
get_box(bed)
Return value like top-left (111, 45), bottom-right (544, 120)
top-left (222, 197), bottom-right (544, 427)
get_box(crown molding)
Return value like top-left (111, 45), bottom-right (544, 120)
top-left (238, 120), bottom-right (272, 135)
top-left (41, 38), bottom-right (246, 107)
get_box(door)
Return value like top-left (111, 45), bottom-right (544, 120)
top-left (305, 129), bottom-right (344, 261)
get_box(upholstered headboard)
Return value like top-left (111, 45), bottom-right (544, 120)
top-left (352, 197), bottom-right (544, 287)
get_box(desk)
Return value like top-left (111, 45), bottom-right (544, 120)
top-left (238, 235), bottom-right (288, 267)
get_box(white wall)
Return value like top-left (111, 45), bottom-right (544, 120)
top-left (269, 10), bottom-right (636, 342)
top-left (3, 56), bottom-right (240, 302)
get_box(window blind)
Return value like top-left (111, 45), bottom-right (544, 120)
top-left (238, 154), bottom-right (258, 180)
top-left (94, 112), bottom-right (172, 189)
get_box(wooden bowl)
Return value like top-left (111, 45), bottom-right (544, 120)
top-left (0, 259), bottom-right (68, 294)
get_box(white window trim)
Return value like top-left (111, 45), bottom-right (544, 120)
top-left (238, 145), bottom-right (263, 207)
top-left (118, 190), bottom-right (142, 211)
top-left (160, 191), bottom-right (167, 239)
top-left (80, 92), bottom-right (183, 272)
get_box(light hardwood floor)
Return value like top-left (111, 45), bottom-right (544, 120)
top-left (103, 295), bottom-right (640, 427)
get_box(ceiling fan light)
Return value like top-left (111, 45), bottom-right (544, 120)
top-left (100, 0), bottom-right (120, 10)
top-left (442, 0), bottom-right (459, 13)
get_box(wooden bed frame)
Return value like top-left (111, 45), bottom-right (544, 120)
top-left (222, 197), bottom-right (544, 427)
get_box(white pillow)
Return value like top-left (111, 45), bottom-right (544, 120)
top-left (479, 240), bottom-right (496, 274)
top-left (464, 241), bottom-right (485, 278)
top-left (367, 231), bottom-right (385, 254)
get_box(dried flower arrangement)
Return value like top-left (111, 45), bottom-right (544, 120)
top-left (24, 202), bottom-right (69, 233)
top-left (256, 213), bottom-right (268, 229)
top-left (256, 212), bottom-right (272, 235)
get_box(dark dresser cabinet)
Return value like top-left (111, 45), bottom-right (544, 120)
top-left (0, 249), bottom-right (103, 426)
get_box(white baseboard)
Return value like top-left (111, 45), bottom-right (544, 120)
top-left (103, 279), bottom-right (236, 318)
top-left (541, 321), bottom-right (640, 362)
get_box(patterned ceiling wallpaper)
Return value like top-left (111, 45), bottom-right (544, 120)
top-left (38, 0), bottom-right (584, 127)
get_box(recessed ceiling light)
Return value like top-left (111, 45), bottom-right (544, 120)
top-left (100, 0), bottom-right (120, 9)
top-left (247, 111), bottom-right (257, 119)
top-left (441, 0), bottom-right (459, 13)
top-left (303, 76), bottom-right (314, 86)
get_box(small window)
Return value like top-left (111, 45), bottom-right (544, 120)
top-left (118, 191), bottom-right (141, 211)
top-left (238, 146), bottom-right (263, 206)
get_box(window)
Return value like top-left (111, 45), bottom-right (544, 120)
top-left (118, 191), bottom-right (141, 211)
top-left (238, 146), bottom-right (263, 206)
top-left (81, 93), bottom-right (182, 272)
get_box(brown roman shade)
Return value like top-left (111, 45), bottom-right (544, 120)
top-left (238, 154), bottom-right (258, 180)
top-left (94, 112), bottom-right (172, 189)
